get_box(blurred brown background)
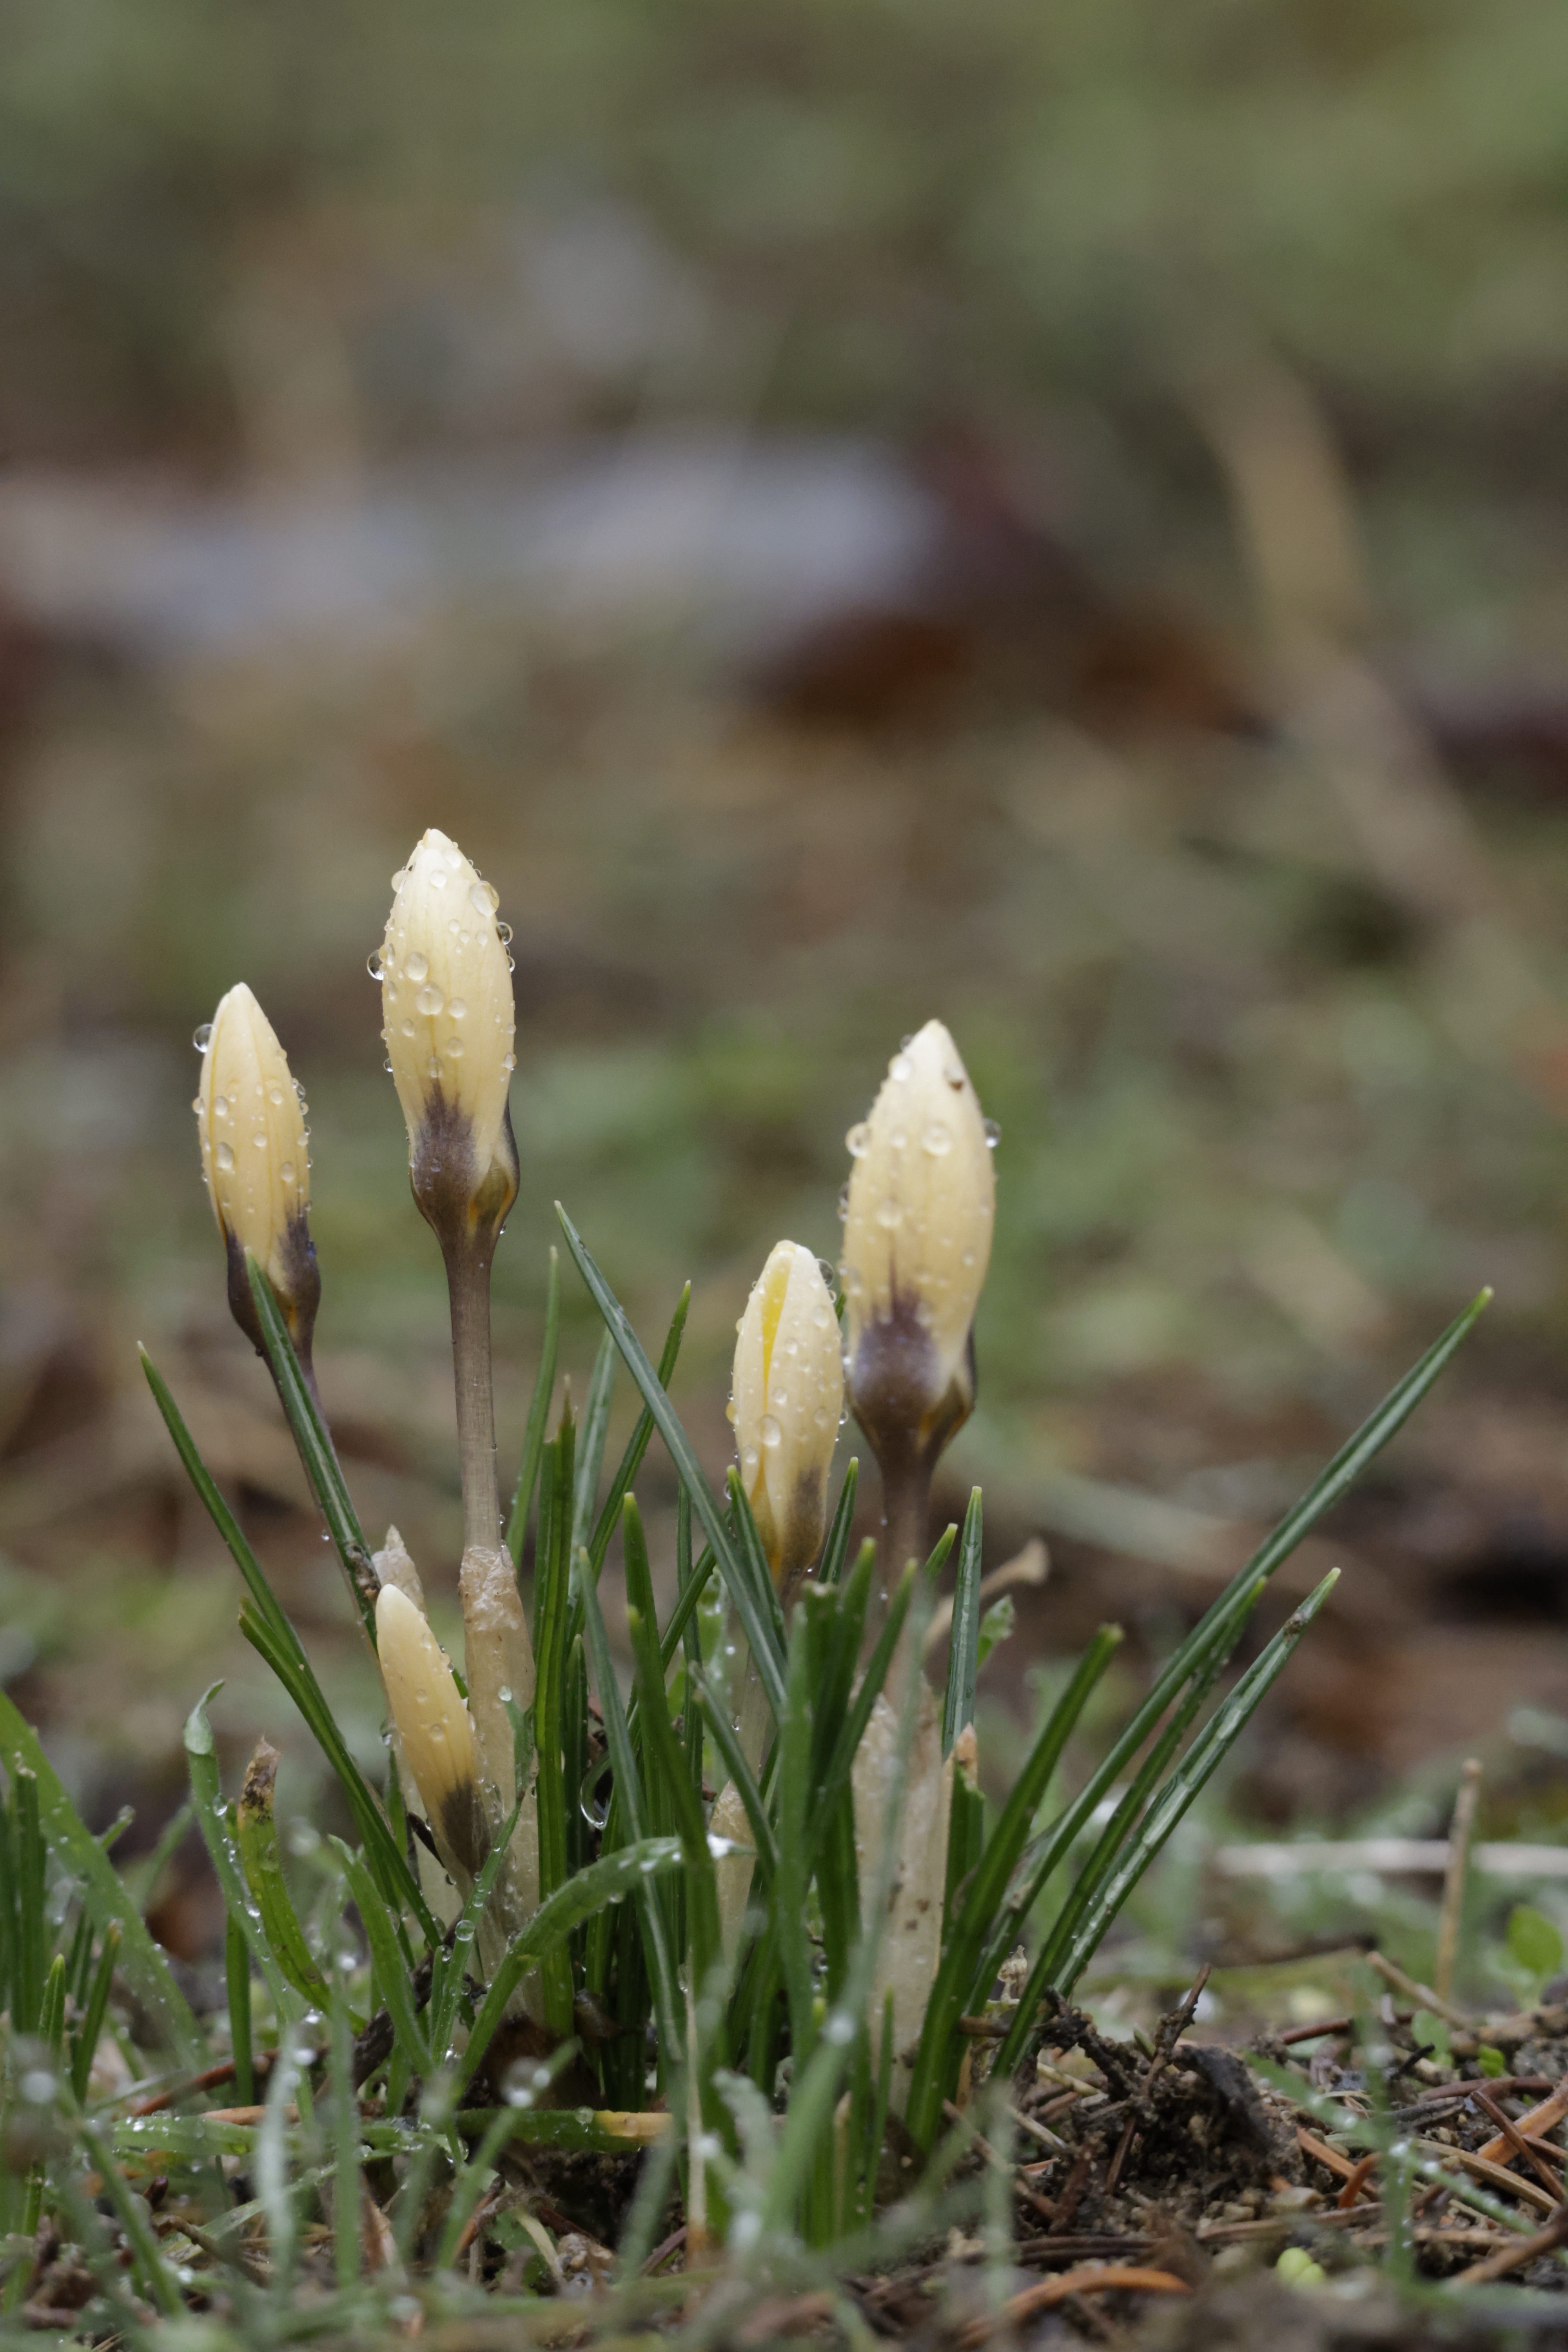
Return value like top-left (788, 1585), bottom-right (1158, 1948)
top-left (6, 0), bottom-right (1568, 1976)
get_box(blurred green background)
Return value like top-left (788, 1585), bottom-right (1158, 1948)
top-left (7, 0), bottom-right (1568, 1984)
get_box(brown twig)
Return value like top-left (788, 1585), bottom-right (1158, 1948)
top-left (1335, 2152), bottom-right (1380, 2209)
top-left (1476, 2071), bottom-right (1568, 2168)
top-left (956, 2265), bottom-right (1189, 2346)
top-left (1454, 2201), bottom-right (1568, 2285)
top-left (1104, 1968), bottom-right (1210, 2198)
top-left (1277, 2014), bottom-right (1353, 2047)
top-left (1366, 1949), bottom-right (1468, 2029)
top-left (1469, 2086), bottom-right (1567, 2203)
top-left (941, 2101), bottom-right (1056, 2225)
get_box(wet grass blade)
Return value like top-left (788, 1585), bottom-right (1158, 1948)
top-left (555, 1203), bottom-right (786, 1717)
top-left (622, 1498), bottom-right (723, 2002)
top-left (579, 1555), bottom-right (681, 2062)
top-left (942, 1488), bottom-right (984, 1757)
top-left (246, 1254), bottom-right (378, 1639)
top-left (572, 1329), bottom-right (618, 1558)
top-left (902, 1625), bottom-right (1123, 2152)
top-left (455, 1836), bottom-right (686, 2096)
top-left (585, 1283), bottom-right (691, 1582)
top-left (817, 1459), bottom-right (860, 1590)
top-left (1051, 1570), bottom-right (1340, 1999)
top-left (532, 1422), bottom-right (577, 2038)
top-left (72, 1924), bottom-right (121, 2105)
top-left (143, 1345), bottom-right (433, 1940)
top-left (0, 1688), bottom-right (204, 2067)
top-left (507, 1246), bottom-right (560, 1567)
top-left (334, 1842), bottom-right (432, 2078)
top-left (694, 1673), bottom-right (779, 1884)
top-left (185, 1688), bottom-right (295, 2027)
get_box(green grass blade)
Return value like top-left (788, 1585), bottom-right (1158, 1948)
top-left (584, 1282), bottom-right (691, 1583)
top-left (78, 2122), bottom-right (186, 2318)
top-left (532, 1423), bottom-right (577, 2037)
top-left (623, 1499), bottom-right (722, 2003)
top-left (659, 1541), bottom-right (717, 1669)
top-left (0, 1688), bottom-right (205, 2067)
top-left (942, 1490), bottom-right (984, 1757)
top-left (572, 1329), bottom-right (618, 1558)
top-left (236, 1754), bottom-right (330, 2006)
top-left (578, 1552), bottom-right (682, 2060)
top-left (454, 1835), bottom-right (685, 2096)
top-left (1053, 1571), bottom-right (1341, 1997)
top-left (555, 1203), bottom-right (786, 1716)
top-left (245, 1254), bottom-right (378, 1639)
top-left (13, 1764), bottom-right (44, 2034)
top-left (902, 1625), bottom-right (1123, 2152)
top-left (72, 1923), bottom-right (121, 2105)
top-left (817, 1459), bottom-right (860, 1588)
top-left (693, 1672), bottom-right (779, 1884)
top-left (333, 1841), bottom-right (433, 2077)
top-left (185, 1688), bottom-right (295, 2026)
top-left (772, 1603), bottom-right (820, 2073)
top-left (428, 1795), bottom-right (520, 2063)
top-left (143, 1344), bottom-right (434, 1938)
top-left (507, 1247), bottom-right (560, 1566)
top-left (992, 1290), bottom-right (1490, 1972)
top-left (225, 1915), bottom-right (254, 2108)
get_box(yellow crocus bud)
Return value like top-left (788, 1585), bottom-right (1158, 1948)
top-left (194, 982), bottom-right (319, 1365)
top-left (375, 1584), bottom-right (488, 1882)
top-left (377, 828), bottom-right (519, 1248)
top-left (731, 1241), bottom-right (844, 1592)
top-left (841, 1021), bottom-right (994, 1557)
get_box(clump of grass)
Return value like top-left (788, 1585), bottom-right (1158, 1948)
top-left (0, 827), bottom-right (1486, 2335)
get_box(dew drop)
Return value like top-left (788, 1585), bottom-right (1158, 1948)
top-left (251, 1131), bottom-right (267, 1150)
top-left (416, 984), bottom-right (444, 1016)
top-left (383, 1058), bottom-right (394, 1074)
top-left (470, 878), bottom-right (499, 916)
top-left (875, 1197), bottom-right (902, 1229)
top-left (367, 950), bottom-right (384, 980)
top-left (497, 920), bottom-right (514, 946)
top-left (741, 1445), bottom-right (759, 1474)
top-left (983, 1118), bottom-right (1002, 1148)
top-left (836, 1183), bottom-right (850, 1221)
top-left (215, 1141), bottom-right (234, 1171)
top-left (212, 1094), bottom-right (229, 1119)
top-left (448, 997), bottom-right (467, 1020)
top-left (725, 1399), bottom-right (737, 1425)
top-left (406, 951), bottom-right (429, 983)
top-left (401, 1018), bottom-right (416, 1037)
top-left (391, 867), bottom-right (408, 890)
top-left (502, 1052), bottom-right (516, 1072)
top-left (193, 1023), bottom-right (213, 1053)
top-left (280, 1161), bottom-right (296, 1183)
top-left (426, 1056), bottom-right (441, 1078)
top-left (760, 1416), bottom-right (782, 1448)
top-left (445, 1036), bottom-right (464, 1058)
top-left (269, 1085), bottom-right (285, 1105)
top-left (922, 1120), bottom-right (951, 1155)
top-left (428, 869), bottom-right (448, 890)
top-left (846, 1120), bottom-right (870, 1157)
top-left (888, 1051), bottom-right (912, 1082)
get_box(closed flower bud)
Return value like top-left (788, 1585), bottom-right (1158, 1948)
top-left (375, 1584), bottom-right (488, 1881)
top-left (841, 1019), bottom-right (994, 1472)
top-left (377, 829), bottom-right (519, 1248)
top-left (731, 1240), bottom-right (844, 1590)
top-left (194, 982), bottom-right (319, 1363)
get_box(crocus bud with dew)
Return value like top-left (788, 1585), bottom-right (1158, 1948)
top-left (730, 1240), bottom-right (844, 1597)
top-left (194, 982), bottom-right (319, 1370)
top-left (841, 1019), bottom-right (995, 1576)
top-left (377, 828), bottom-right (519, 1556)
top-left (375, 1584), bottom-right (488, 1883)
top-left (377, 828), bottom-right (519, 1252)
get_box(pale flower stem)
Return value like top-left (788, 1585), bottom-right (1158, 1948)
top-left (877, 1451), bottom-right (933, 1688)
top-left (446, 1240), bottom-right (504, 1557)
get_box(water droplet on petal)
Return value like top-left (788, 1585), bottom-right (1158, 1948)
top-left (760, 1416), bottom-right (782, 1448)
top-left (416, 984), bottom-right (444, 1016)
top-left (922, 1120), bottom-right (951, 1155)
top-left (212, 1095), bottom-right (229, 1119)
top-left (875, 1197), bottom-right (902, 1229)
top-left (889, 1051), bottom-right (912, 1082)
top-left (983, 1118), bottom-right (1002, 1148)
top-left (367, 950), bottom-right (384, 980)
top-left (846, 1121), bottom-right (870, 1157)
top-left (470, 879), bottom-right (499, 916)
top-left (215, 1140), bottom-right (234, 1171)
top-left (448, 997), bottom-right (466, 1020)
top-left (406, 951), bottom-right (429, 983)
top-left (279, 1160), bottom-right (296, 1183)
top-left (193, 1024), bottom-right (213, 1053)
top-left (502, 1052), bottom-right (516, 1072)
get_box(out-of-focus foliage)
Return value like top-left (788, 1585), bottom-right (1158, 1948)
top-left (7, 0), bottom-right (1568, 460)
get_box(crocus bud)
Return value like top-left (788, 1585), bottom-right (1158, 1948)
top-left (194, 982), bottom-right (319, 1363)
top-left (375, 1584), bottom-right (488, 1881)
top-left (730, 1241), bottom-right (844, 1590)
top-left (377, 829), bottom-right (519, 1250)
top-left (841, 1020), bottom-right (994, 1475)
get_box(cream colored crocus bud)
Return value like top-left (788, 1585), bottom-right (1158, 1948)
top-left (375, 1584), bottom-right (488, 1883)
top-left (194, 982), bottom-right (319, 1365)
top-left (841, 1021), bottom-right (994, 1566)
top-left (377, 828), bottom-right (519, 1249)
top-left (731, 1241), bottom-right (844, 1593)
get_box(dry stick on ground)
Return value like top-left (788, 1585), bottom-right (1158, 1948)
top-left (1276, 2014), bottom-right (1354, 2047)
top-left (1367, 1949), bottom-right (1469, 2030)
top-left (1435, 1758), bottom-right (1483, 2008)
top-left (1455, 2202), bottom-right (1568, 2286)
top-left (956, 2265), bottom-right (1190, 2348)
top-left (1469, 2085), bottom-right (1567, 2203)
top-left (1476, 2071), bottom-right (1568, 2169)
top-left (941, 2101), bottom-right (1057, 2225)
